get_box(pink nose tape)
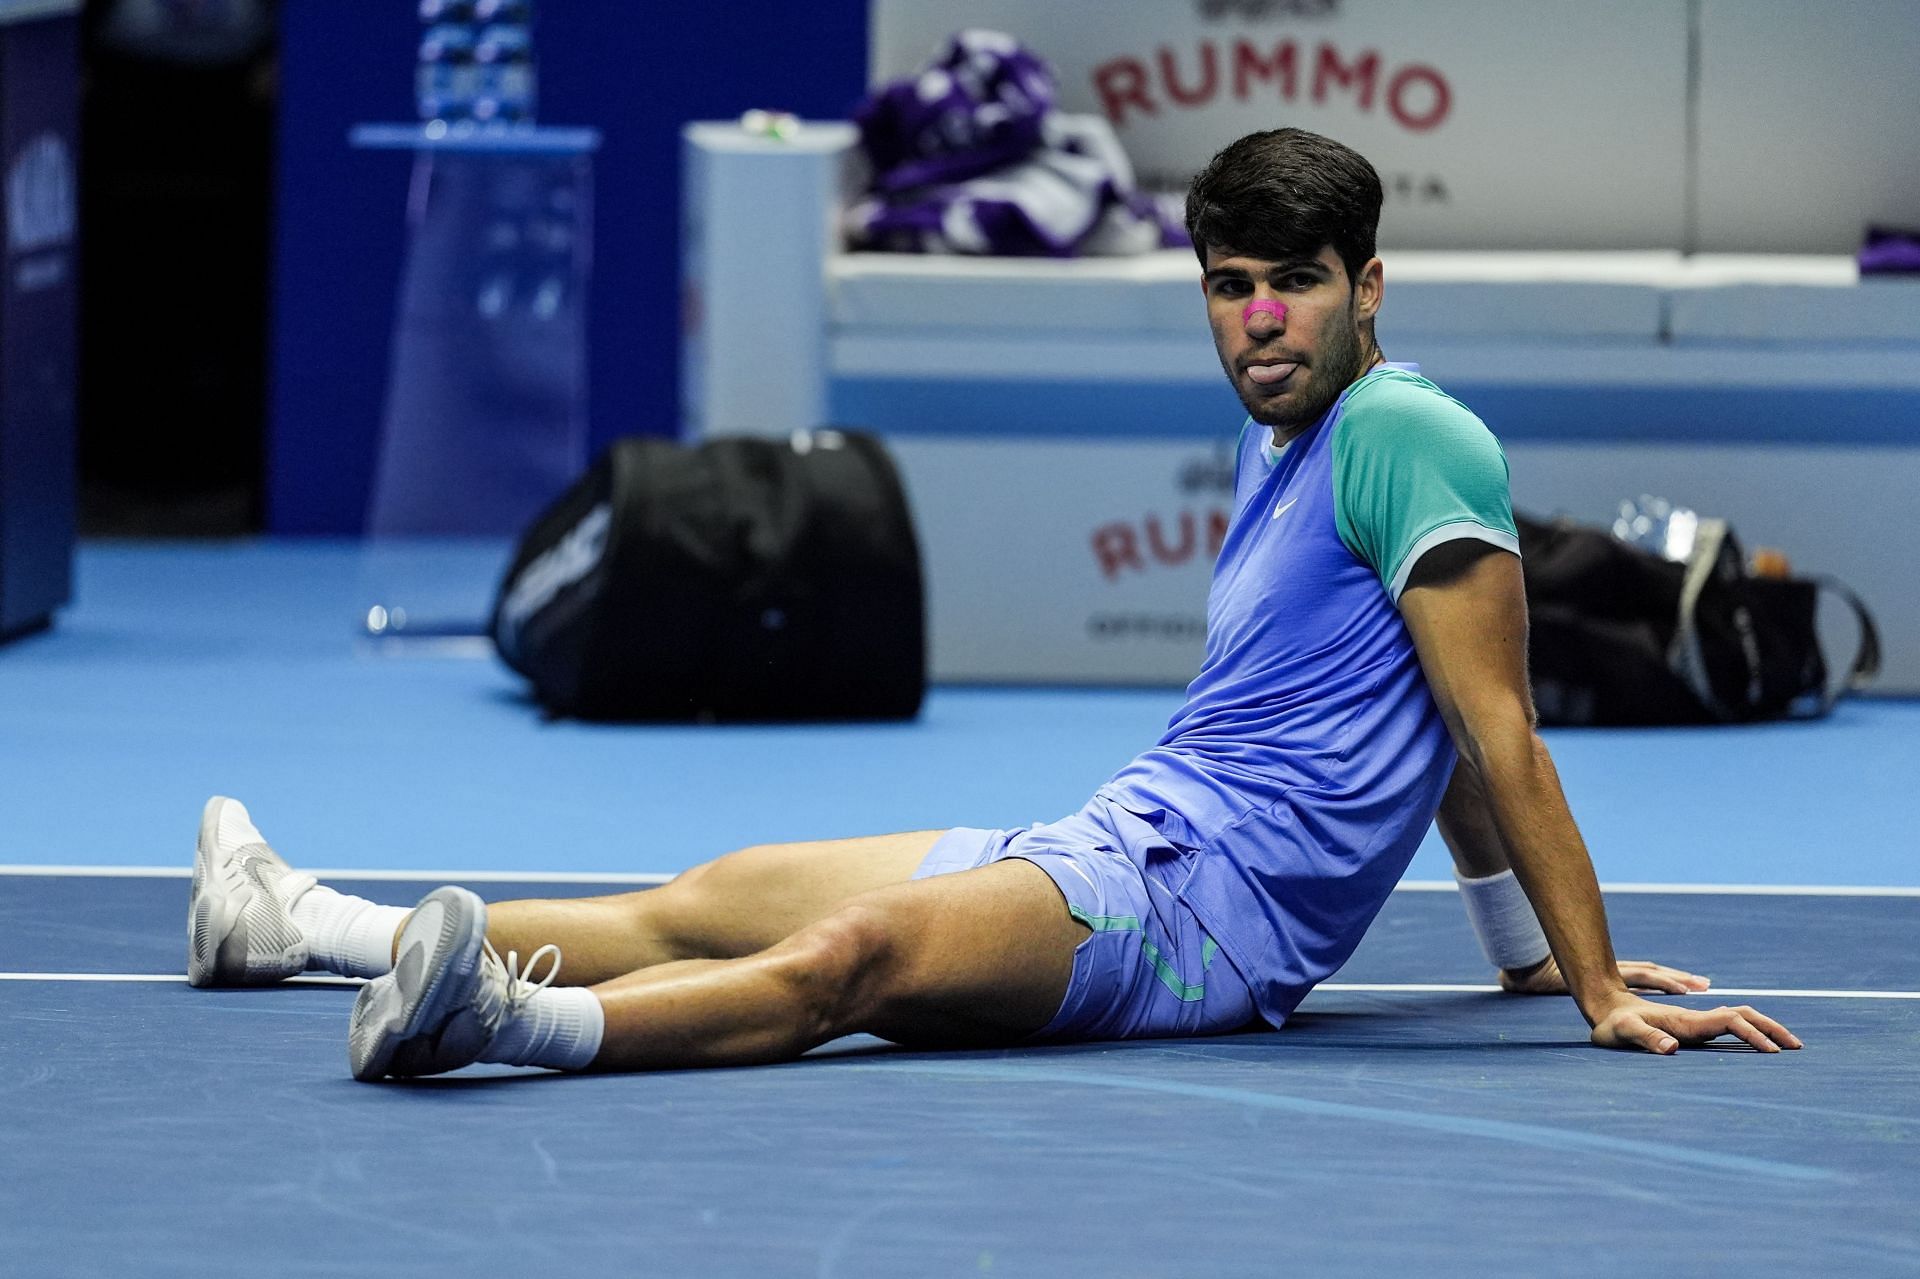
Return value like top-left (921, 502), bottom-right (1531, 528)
top-left (1242, 299), bottom-right (1288, 326)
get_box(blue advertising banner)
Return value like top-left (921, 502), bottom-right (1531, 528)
top-left (0, 1), bottom-right (78, 639)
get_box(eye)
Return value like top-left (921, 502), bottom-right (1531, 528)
top-left (1281, 272), bottom-right (1318, 291)
top-left (1211, 278), bottom-right (1252, 298)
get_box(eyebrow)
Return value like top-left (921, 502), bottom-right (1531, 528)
top-left (1203, 258), bottom-right (1329, 285)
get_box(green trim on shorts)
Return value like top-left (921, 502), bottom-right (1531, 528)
top-left (1068, 904), bottom-right (1212, 1004)
top-left (1071, 908), bottom-right (1143, 932)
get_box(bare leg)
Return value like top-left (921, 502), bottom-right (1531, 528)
top-left (477, 830), bottom-right (947, 986)
top-left (582, 857), bottom-right (1088, 1072)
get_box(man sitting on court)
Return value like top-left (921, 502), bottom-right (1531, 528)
top-left (186, 127), bottom-right (1800, 1079)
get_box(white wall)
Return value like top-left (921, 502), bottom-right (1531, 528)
top-left (1695, 0), bottom-right (1920, 251)
top-left (872, 0), bottom-right (1920, 254)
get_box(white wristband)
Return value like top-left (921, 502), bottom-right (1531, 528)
top-left (1455, 868), bottom-right (1551, 971)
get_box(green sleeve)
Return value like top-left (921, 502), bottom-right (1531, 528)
top-left (1332, 371), bottom-right (1519, 603)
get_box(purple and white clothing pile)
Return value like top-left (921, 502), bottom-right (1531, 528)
top-left (1859, 225), bottom-right (1920, 275)
top-left (847, 30), bottom-right (1183, 258)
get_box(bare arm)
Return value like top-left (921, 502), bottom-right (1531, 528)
top-left (1437, 761), bottom-right (1709, 995)
top-left (1435, 761), bottom-right (1510, 878)
top-left (1401, 540), bottom-right (1798, 1053)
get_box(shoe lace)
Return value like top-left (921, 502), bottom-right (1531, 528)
top-left (482, 938), bottom-right (563, 1015)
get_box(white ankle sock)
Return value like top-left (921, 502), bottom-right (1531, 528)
top-left (288, 884), bottom-right (410, 979)
top-left (481, 987), bottom-right (605, 1071)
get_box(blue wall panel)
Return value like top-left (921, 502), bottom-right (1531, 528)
top-left (832, 377), bottom-right (1920, 446)
top-left (269, 0), bottom-right (869, 533)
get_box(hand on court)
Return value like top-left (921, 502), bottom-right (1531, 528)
top-left (1589, 993), bottom-right (1803, 1055)
top-left (1499, 955), bottom-right (1710, 996)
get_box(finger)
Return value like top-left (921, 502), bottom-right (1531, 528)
top-left (1665, 965), bottom-right (1710, 992)
top-left (1618, 963), bottom-right (1673, 992)
top-left (1710, 1011), bottom-right (1781, 1053)
top-left (1610, 1015), bottom-right (1679, 1055)
top-left (1620, 962), bottom-right (1709, 994)
top-left (1731, 1004), bottom-right (1803, 1050)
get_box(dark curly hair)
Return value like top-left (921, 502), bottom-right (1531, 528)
top-left (1184, 128), bottom-right (1383, 283)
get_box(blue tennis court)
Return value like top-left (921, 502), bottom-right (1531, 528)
top-left (3, 544), bottom-right (1917, 1276)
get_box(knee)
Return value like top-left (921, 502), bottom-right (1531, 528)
top-left (637, 854), bottom-right (741, 957)
top-left (657, 844), bottom-right (762, 909)
top-left (773, 904), bottom-right (900, 1034)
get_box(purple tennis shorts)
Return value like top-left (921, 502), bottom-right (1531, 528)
top-left (913, 795), bottom-right (1258, 1043)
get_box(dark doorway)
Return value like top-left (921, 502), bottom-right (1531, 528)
top-left (78, 0), bottom-right (277, 536)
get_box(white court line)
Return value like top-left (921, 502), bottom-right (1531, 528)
top-left (0, 865), bottom-right (675, 885)
top-left (1395, 880), bottom-right (1920, 897)
top-left (1318, 983), bottom-right (1920, 1000)
top-left (0, 972), bottom-right (357, 985)
top-left (4, 865), bottom-right (1919, 895)
top-left (2, 972), bottom-right (1916, 999)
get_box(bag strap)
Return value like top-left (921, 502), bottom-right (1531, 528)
top-left (1807, 574), bottom-right (1883, 712)
top-left (1665, 518), bottom-right (1742, 719)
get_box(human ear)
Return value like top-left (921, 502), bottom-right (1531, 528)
top-left (1355, 257), bottom-right (1384, 321)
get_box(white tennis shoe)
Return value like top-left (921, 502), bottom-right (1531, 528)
top-left (348, 885), bottom-right (561, 1082)
top-left (186, 796), bottom-right (316, 987)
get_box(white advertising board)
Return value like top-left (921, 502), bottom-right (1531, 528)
top-left (894, 433), bottom-right (1920, 690)
top-left (888, 436), bottom-right (1223, 683)
top-left (871, 0), bottom-right (1690, 250)
top-left (1695, 0), bottom-right (1920, 252)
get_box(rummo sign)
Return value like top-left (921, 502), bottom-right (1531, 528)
top-left (1088, 34), bottom-right (1454, 141)
top-left (871, 0), bottom-right (1690, 249)
top-left (888, 436), bottom-right (1236, 683)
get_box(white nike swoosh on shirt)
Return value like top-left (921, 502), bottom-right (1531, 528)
top-left (1270, 497), bottom-right (1299, 521)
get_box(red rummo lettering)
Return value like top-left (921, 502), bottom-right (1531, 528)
top-left (1093, 509), bottom-right (1232, 580)
top-left (1146, 511), bottom-right (1196, 565)
top-left (1157, 44), bottom-right (1218, 107)
top-left (1387, 64), bottom-right (1449, 131)
top-left (1093, 57), bottom-right (1157, 124)
top-left (1092, 522), bottom-right (1145, 580)
top-left (1091, 40), bottom-right (1452, 132)
top-left (1232, 40), bottom-right (1298, 101)
top-left (1312, 45), bottom-right (1378, 110)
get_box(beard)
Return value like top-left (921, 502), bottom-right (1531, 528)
top-left (1233, 303), bottom-right (1372, 435)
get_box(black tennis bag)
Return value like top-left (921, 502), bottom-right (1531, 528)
top-left (491, 430), bottom-right (925, 721)
top-left (1518, 512), bottom-right (1879, 726)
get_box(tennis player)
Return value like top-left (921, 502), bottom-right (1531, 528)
top-left (187, 128), bottom-right (1799, 1079)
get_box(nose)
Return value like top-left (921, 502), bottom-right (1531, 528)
top-left (1242, 298), bottom-right (1287, 336)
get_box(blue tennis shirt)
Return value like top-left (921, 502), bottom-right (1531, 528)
top-left (1100, 363), bottom-right (1519, 1025)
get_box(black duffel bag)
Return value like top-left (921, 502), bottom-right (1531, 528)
top-left (491, 429), bottom-right (924, 721)
top-left (1518, 511), bottom-right (1879, 726)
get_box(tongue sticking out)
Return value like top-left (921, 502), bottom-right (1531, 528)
top-left (1247, 362), bottom-right (1298, 386)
